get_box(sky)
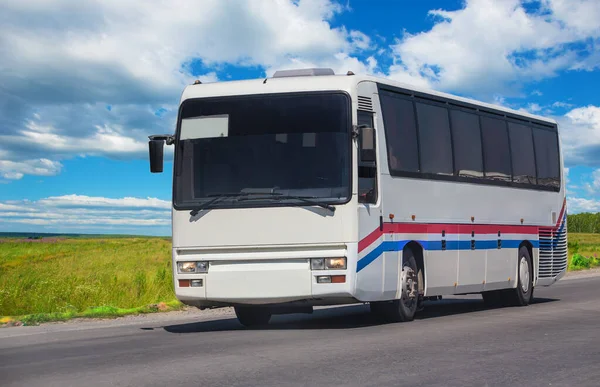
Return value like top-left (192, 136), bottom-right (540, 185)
top-left (1, 0), bottom-right (600, 236)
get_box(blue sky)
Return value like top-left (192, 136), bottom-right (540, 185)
top-left (1, 0), bottom-right (600, 236)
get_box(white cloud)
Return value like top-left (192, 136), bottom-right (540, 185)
top-left (567, 197), bottom-right (600, 214)
top-left (559, 105), bottom-right (600, 166)
top-left (552, 101), bottom-right (574, 109)
top-left (38, 194), bottom-right (170, 209)
top-left (542, 0), bottom-right (600, 38)
top-left (389, 0), bottom-right (600, 98)
top-left (0, 159), bottom-right (62, 180)
top-left (0, 194), bottom-right (171, 232)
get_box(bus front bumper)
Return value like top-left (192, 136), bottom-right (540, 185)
top-left (172, 245), bottom-right (357, 307)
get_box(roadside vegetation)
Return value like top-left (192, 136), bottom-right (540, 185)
top-left (567, 213), bottom-right (600, 233)
top-left (0, 236), bottom-right (182, 325)
top-left (567, 233), bottom-right (600, 271)
top-left (567, 213), bottom-right (600, 271)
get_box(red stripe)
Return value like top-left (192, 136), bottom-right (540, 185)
top-left (358, 198), bottom-right (567, 253)
top-left (358, 227), bottom-right (384, 253)
top-left (555, 198), bottom-right (567, 228)
top-left (386, 223), bottom-right (539, 235)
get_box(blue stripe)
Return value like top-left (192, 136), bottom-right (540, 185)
top-left (357, 239), bottom-right (540, 273)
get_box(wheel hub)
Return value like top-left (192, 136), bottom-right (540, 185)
top-left (401, 265), bottom-right (418, 307)
top-left (519, 256), bottom-right (530, 293)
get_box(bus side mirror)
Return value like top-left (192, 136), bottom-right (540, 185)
top-left (359, 125), bottom-right (376, 162)
top-left (149, 139), bottom-right (165, 173)
top-left (148, 134), bottom-right (175, 173)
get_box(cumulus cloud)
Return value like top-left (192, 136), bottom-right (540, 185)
top-left (559, 105), bottom-right (600, 166)
top-left (0, 0), bottom-right (375, 179)
top-left (37, 194), bottom-right (170, 209)
top-left (389, 0), bottom-right (600, 98)
top-left (0, 159), bottom-right (62, 180)
top-left (0, 194), bottom-right (171, 234)
top-left (568, 197), bottom-right (600, 214)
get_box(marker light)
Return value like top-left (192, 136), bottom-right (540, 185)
top-left (316, 275), bottom-right (346, 284)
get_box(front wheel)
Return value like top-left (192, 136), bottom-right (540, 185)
top-left (371, 250), bottom-right (419, 322)
top-left (234, 306), bottom-right (272, 327)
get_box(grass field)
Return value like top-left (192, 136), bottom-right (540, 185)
top-left (567, 233), bottom-right (600, 270)
top-left (1, 233), bottom-right (599, 324)
top-left (0, 237), bottom-right (180, 323)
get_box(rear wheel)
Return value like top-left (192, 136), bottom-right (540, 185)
top-left (504, 246), bottom-right (534, 306)
top-left (234, 306), bottom-right (272, 327)
top-left (371, 249), bottom-right (419, 322)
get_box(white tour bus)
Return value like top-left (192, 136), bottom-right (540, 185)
top-left (148, 68), bottom-right (567, 327)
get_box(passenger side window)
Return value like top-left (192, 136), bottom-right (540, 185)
top-left (508, 122), bottom-right (536, 184)
top-left (415, 102), bottom-right (453, 175)
top-left (379, 90), bottom-right (419, 174)
top-left (481, 115), bottom-right (512, 181)
top-left (533, 127), bottom-right (560, 188)
top-left (450, 109), bottom-right (484, 178)
top-left (358, 110), bottom-right (377, 203)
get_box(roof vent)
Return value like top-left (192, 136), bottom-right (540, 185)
top-left (272, 68), bottom-right (335, 78)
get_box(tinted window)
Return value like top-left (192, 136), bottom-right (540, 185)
top-left (415, 102), bottom-right (453, 175)
top-left (508, 122), bottom-right (536, 184)
top-left (357, 110), bottom-right (377, 203)
top-left (174, 92), bottom-right (351, 208)
top-left (481, 115), bottom-right (511, 180)
top-left (380, 91), bottom-right (419, 173)
top-left (533, 127), bottom-right (560, 188)
top-left (450, 109), bottom-right (483, 177)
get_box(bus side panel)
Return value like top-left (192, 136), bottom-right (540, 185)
top-left (484, 248), bottom-right (516, 291)
top-left (423, 250), bottom-right (459, 296)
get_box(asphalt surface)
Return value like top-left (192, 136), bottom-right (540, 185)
top-left (2, 273), bottom-right (600, 387)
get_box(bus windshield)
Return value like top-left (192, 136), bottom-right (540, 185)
top-left (173, 92), bottom-right (351, 210)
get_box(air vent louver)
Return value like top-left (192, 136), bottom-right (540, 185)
top-left (358, 96), bottom-right (373, 112)
top-left (538, 215), bottom-right (567, 278)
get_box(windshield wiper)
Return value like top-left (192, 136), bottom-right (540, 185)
top-left (239, 192), bottom-right (336, 213)
top-left (189, 192), bottom-right (249, 216)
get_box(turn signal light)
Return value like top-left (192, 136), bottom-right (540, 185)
top-left (179, 279), bottom-right (190, 287)
top-left (316, 275), bottom-right (346, 284)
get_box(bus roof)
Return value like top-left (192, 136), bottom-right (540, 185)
top-left (181, 71), bottom-right (557, 126)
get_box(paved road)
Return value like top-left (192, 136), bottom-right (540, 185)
top-left (2, 274), bottom-right (600, 387)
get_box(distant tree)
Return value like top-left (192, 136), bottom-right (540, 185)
top-left (567, 213), bottom-right (600, 233)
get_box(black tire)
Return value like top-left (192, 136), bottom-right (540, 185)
top-left (503, 246), bottom-right (534, 306)
top-left (234, 306), bottom-right (272, 327)
top-left (372, 249), bottom-right (419, 323)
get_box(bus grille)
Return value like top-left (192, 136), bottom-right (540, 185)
top-left (538, 216), bottom-right (567, 278)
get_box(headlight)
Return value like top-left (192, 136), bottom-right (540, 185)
top-left (177, 261), bottom-right (209, 273)
top-left (325, 257), bottom-right (346, 269)
top-left (310, 258), bottom-right (325, 270)
top-left (310, 257), bottom-right (346, 270)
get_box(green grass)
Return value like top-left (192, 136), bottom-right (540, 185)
top-left (568, 233), bottom-right (600, 271)
top-left (0, 237), bottom-right (181, 323)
